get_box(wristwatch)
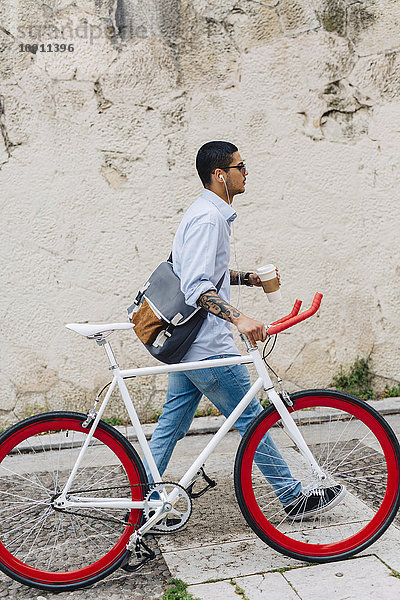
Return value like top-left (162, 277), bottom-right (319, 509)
top-left (242, 272), bottom-right (253, 287)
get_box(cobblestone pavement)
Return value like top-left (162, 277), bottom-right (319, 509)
top-left (0, 407), bottom-right (399, 599)
top-left (0, 535), bottom-right (170, 600)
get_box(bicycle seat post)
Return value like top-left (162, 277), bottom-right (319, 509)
top-left (94, 335), bottom-right (119, 370)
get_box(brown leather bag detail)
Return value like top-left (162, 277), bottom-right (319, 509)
top-left (131, 299), bottom-right (166, 345)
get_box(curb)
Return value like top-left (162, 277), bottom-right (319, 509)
top-left (12, 397), bottom-right (400, 453)
top-left (120, 396), bottom-right (400, 443)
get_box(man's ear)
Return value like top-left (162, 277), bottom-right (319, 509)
top-left (213, 169), bottom-right (225, 182)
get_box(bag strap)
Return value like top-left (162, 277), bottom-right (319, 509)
top-left (167, 253), bottom-right (225, 292)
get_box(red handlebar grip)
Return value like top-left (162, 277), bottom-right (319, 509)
top-left (267, 293), bottom-right (323, 335)
top-left (269, 299), bottom-right (302, 326)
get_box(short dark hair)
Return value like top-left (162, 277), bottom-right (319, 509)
top-left (196, 141), bottom-right (238, 187)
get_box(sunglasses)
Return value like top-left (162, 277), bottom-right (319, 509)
top-left (223, 162), bottom-right (247, 175)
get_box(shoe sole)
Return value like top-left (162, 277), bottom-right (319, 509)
top-left (287, 486), bottom-right (347, 521)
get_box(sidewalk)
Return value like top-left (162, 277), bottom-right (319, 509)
top-left (156, 402), bottom-right (400, 600)
top-left (117, 396), bottom-right (400, 443)
top-left (1, 399), bottom-right (399, 600)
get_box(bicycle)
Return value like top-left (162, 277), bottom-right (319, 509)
top-left (0, 293), bottom-right (399, 592)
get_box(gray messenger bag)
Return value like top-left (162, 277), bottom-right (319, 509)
top-left (127, 255), bottom-right (225, 364)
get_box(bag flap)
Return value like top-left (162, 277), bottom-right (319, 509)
top-left (143, 261), bottom-right (199, 323)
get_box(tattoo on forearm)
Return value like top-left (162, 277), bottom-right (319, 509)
top-left (197, 290), bottom-right (241, 323)
top-left (229, 270), bottom-right (248, 285)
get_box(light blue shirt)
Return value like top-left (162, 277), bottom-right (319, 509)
top-left (172, 188), bottom-right (240, 362)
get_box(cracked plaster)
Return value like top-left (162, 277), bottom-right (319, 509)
top-left (0, 0), bottom-right (400, 424)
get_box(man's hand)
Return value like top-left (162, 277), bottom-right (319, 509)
top-left (196, 290), bottom-right (267, 346)
top-left (233, 314), bottom-right (267, 346)
top-left (250, 267), bottom-right (281, 288)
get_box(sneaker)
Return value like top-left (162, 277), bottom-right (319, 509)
top-left (284, 485), bottom-right (346, 520)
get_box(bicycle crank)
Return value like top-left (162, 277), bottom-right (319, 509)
top-left (144, 483), bottom-right (192, 532)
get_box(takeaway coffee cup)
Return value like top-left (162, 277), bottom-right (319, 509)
top-left (256, 264), bottom-right (281, 303)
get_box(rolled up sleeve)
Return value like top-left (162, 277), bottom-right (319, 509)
top-left (179, 221), bottom-right (219, 307)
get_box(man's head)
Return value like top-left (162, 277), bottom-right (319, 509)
top-left (196, 141), bottom-right (248, 202)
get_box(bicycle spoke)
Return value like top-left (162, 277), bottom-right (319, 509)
top-left (46, 514), bottom-right (64, 570)
top-left (235, 391), bottom-right (400, 562)
top-left (0, 463), bottom-right (53, 495)
top-left (0, 413), bottom-right (146, 588)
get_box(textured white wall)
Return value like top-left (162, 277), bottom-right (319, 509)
top-left (0, 0), bottom-right (399, 426)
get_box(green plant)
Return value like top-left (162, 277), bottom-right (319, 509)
top-left (376, 557), bottom-right (400, 580)
top-left (144, 401), bottom-right (163, 423)
top-left (230, 579), bottom-right (249, 599)
top-left (150, 408), bottom-right (163, 422)
top-left (101, 416), bottom-right (124, 427)
top-left (194, 406), bottom-right (221, 418)
top-left (382, 383), bottom-right (400, 398)
top-left (331, 356), bottom-right (374, 400)
top-left (22, 402), bottom-right (48, 419)
top-left (261, 397), bottom-right (270, 409)
top-left (162, 578), bottom-right (200, 600)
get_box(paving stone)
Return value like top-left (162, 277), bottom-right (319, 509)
top-left (187, 580), bottom-right (239, 600)
top-left (359, 523), bottom-right (400, 573)
top-left (284, 555), bottom-right (400, 600)
top-left (2, 413), bottom-right (400, 599)
top-left (160, 537), bottom-right (302, 585)
top-left (235, 572), bottom-right (299, 600)
top-left (0, 536), bottom-right (170, 600)
top-left (158, 426), bottom-right (400, 585)
top-left (188, 572), bottom-right (300, 600)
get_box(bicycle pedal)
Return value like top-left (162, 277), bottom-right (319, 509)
top-left (120, 538), bottom-right (155, 573)
top-left (187, 467), bottom-right (216, 499)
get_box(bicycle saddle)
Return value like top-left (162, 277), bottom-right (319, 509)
top-left (65, 323), bottom-right (133, 338)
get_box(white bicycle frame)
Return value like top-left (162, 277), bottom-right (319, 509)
top-left (54, 333), bottom-right (326, 537)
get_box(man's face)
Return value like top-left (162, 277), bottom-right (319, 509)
top-left (224, 151), bottom-right (248, 196)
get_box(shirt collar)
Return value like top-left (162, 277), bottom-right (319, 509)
top-left (201, 188), bottom-right (237, 223)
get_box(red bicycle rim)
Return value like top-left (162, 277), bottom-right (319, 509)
top-left (0, 418), bottom-right (143, 584)
top-left (240, 395), bottom-right (399, 557)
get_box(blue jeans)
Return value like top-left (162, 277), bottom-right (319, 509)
top-left (145, 355), bottom-right (301, 505)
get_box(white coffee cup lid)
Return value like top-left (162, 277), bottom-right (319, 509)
top-left (256, 264), bottom-right (275, 276)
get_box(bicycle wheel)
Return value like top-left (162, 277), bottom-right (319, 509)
top-left (234, 390), bottom-right (400, 562)
top-left (0, 411), bottom-right (147, 591)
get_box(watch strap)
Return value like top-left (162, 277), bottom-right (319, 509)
top-left (243, 272), bottom-right (253, 287)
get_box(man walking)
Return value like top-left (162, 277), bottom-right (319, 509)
top-left (147, 141), bottom-right (344, 518)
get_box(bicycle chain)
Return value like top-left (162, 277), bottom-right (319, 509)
top-left (51, 481), bottom-right (179, 528)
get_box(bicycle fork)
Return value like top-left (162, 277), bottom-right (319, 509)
top-left (244, 338), bottom-right (326, 482)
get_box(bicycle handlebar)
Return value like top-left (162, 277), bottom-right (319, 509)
top-left (267, 293), bottom-right (323, 335)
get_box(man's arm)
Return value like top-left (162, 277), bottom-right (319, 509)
top-left (230, 270), bottom-right (248, 285)
top-left (197, 289), bottom-right (267, 346)
top-left (230, 269), bottom-right (281, 287)
top-left (229, 269), bottom-right (262, 287)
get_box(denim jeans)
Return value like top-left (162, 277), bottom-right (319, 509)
top-left (145, 355), bottom-right (301, 505)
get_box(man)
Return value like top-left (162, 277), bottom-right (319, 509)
top-left (147, 141), bottom-right (344, 519)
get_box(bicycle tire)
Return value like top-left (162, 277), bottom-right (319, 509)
top-left (234, 389), bottom-right (400, 563)
top-left (0, 411), bottom-right (147, 591)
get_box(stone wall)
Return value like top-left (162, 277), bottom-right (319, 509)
top-left (1, 0), bottom-right (399, 426)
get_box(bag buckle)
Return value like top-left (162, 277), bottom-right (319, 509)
top-left (152, 330), bottom-right (169, 347)
top-left (171, 313), bottom-right (183, 326)
top-left (152, 313), bottom-right (183, 348)
top-left (135, 282), bottom-right (150, 306)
